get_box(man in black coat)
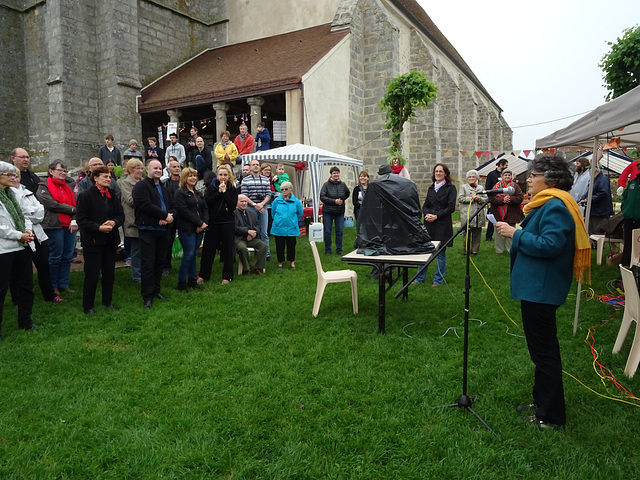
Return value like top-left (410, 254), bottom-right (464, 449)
top-left (319, 166), bottom-right (350, 255)
top-left (132, 159), bottom-right (174, 308)
top-left (484, 158), bottom-right (508, 241)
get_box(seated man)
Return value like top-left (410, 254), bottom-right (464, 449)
top-left (234, 194), bottom-right (268, 275)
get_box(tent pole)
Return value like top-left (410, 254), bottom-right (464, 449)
top-left (574, 136), bottom-right (599, 334)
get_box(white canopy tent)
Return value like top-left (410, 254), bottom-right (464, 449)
top-left (536, 84), bottom-right (640, 334)
top-left (476, 153), bottom-right (531, 178)
top-left (240, 144), bottom-right (363, 222)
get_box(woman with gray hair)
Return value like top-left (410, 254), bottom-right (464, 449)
top-left (0, 161), bottom-right (38, 340)
top-left (496, 153), bottom-right (590, 430)
top-left (458, 169), bottom-right (486, 255)
top-left (270, 181), bottom-right (303, 269)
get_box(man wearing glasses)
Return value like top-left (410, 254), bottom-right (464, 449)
top-left (77, 157), bottom-right (121, 200)
top-left (11, 148), bottom-right (41, 194)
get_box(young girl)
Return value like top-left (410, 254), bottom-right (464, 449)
top-left (272, 163), bottom-right (290, 193)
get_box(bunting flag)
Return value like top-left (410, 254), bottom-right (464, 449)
top-left (523, 150), bottom-right (532, 157)
top-left (475, 151), bottom-right (483, 159)
top-left (603, 137), bottom-right (621, 150)
top-left (460, 150), bottom-right (467, 156)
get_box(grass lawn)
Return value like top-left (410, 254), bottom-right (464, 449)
top-left (1, 225), bottom-right (639, 479)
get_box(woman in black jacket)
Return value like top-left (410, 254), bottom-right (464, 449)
top-left (198, 165), bottom-right (238, 284)
top-left (174, 168), bottom-right (209, 290)
top-left (414, 163), bottom-right (457, 286)
top-left (76, 166), bottom-right (124, 314)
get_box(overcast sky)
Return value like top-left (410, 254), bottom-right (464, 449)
top-left (416, 0), bottom-right (640, 151)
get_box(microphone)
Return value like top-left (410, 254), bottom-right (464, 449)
top-left (477, 186), bottom-right (515, 195)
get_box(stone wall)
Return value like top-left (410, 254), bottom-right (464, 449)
top-left (0, 0), bottom-right (227, 168)
top-left (0, 5), bottom-right (29, 162)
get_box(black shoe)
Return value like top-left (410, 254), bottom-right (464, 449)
top-left (516, 403), bottom-right (536, 413)
top-left (336, 250), bottom-right (343, 255)
top-left (144, 299), bottom-right (152, 309)
top-left (84, 308), bottom-right (97, 315)
top-left (520, 415), bottom-right (564, 431)
top-left (187, 279), bottom-right (202, 290)
top-left (177, 282), bottom-right (188, 291)
top-left (266, 256), bottom-right (272, 261)
top-left (103, 304), bottom-right (118, 311)
top-left (155, 293), bottom-right (170, 301)
top-left (20, 323), bottom-right (39, 330)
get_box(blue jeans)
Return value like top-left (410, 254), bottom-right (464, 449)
top-left (178, 231), bottom-right (204, 283)
top-left (323, 211), bottom-right (344, 253)
top-left (415, 250), bottom-right (446, 284)
top-left (45, 227), bottom-right (76, 289)
top-left (256, 208), bottom-right (270, 256)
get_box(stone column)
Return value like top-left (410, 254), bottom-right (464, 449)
top-left (166, 109), bottom-right (182, 124)
top-left (247, 96), bottom-right (264, 136)
top-left (212, 102), bottom-right (229, 139)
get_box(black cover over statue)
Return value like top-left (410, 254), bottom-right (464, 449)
top-left (356, 166), bottom-right (435, 255)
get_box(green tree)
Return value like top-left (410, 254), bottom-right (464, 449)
top-left (600, 25), bottom-right (640, 101)
top-left (379, 70), bottom-right (437, 160)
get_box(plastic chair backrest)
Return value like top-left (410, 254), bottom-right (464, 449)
top-left (621, 265), bottom-right (640, 321)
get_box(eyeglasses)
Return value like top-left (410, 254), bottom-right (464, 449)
top-left (53, 168), bottom-right (68, 173)
top-left (14, 155), bottom-right (29, 159)
top-left (281, 188), bottom-right (290, 191)
top-left (1, 173), bottom-right (19, 178)
top-left (529, 173), bottom-right (544, 178)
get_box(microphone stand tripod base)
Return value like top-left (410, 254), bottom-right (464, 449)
top-left (446, 395), bottom-right (499, 437)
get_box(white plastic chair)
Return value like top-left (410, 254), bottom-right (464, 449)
top-left (613, 265), bottom-right (640, 378)
top-left (630, 228), bottom-right (640, 267)
top-left (309, 241), bottom-right (358, 317)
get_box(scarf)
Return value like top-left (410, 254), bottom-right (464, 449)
top-left (390, 165), bottom-right (404, 175)
top-left (493, 179), bottom-right (513, 221)
top-left (46, 177), bottom-right (76, 227)
top-left (434, 180), bottom-right (446, 192)
top-left (220, 140), bottom-right (230, 149)
top-left (97, 185), bottom-right (111, 198)
top-left (523, 188), bottom-right (591, 284)
top-left (0, 187), bottom-right (26, 243)
top-left (237, 134), bottom-right (247, 141)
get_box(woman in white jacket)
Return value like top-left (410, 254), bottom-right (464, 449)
top-left (11, 174), bottom-right (62, 303)
top-left (458, 169), bottom-right (487, 255)
top-left (0, 162), bottom-right (38, 340)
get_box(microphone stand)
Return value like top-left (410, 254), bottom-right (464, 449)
top-left (396, 196), bottom-right (498, 437)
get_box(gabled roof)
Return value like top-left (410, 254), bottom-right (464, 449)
top-left (139, 24), bottom-right (348, 113)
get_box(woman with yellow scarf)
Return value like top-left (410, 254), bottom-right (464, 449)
top-left (496, 153), bottom-right (590, 431)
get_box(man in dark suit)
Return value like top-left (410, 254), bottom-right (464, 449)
top-left (132, 159), bottom-right (174, 308)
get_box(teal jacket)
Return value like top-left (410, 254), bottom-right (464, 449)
top-left (510, 198), bottom-right (575, 306)
top-left (270, 193), bottom-right (303, 237)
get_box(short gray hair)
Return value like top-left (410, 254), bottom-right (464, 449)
top-left (0, 161), bottom-right (18, 175)
top-left (466, 169), bottom-right (479, 179)
top-left (280, 181), bottom-right (293, 191)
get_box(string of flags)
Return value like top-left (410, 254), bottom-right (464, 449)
top-left (162, 112), bottom-right (270, 132)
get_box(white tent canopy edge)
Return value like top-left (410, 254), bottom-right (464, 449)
top-left (240, 143), bottom-right (363, 222)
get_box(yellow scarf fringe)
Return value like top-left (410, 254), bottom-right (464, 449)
top-left (523, 188), bottom-right (591, 285)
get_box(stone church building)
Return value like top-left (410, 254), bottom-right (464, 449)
top-left (1, 0), bottom-right (512, 191)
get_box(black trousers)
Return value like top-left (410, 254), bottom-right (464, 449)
top-left (0, 248), bottom-right (34, 331)
top-left (275, 236), bottom-right (296, 262)
top-left (10, 238), bottom-right (56, 303)
top-left (139, 229), bottom-right (171, 301)
top-left (199, 223), bottom-right (235, 282)
top-left (621, 218), bottom-right (640, 267)
top-left (521, 300), bottom-right (566, 425)
top-left (82, 245), bottom-right (116, 310)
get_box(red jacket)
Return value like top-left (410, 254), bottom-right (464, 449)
top-left (234, 134), bottom-right (255, 156)
top-left (618, 161), bottom-right (640, 187)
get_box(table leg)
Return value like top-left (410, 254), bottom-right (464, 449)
top-left (377, 264), bottom-right (386, 334)
top-left (402, 267), bottom-right (409, 300)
